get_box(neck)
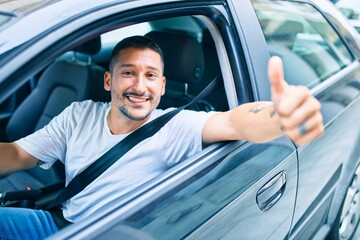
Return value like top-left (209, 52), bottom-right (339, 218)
top-left (107, 107), bottom-right (150, 135)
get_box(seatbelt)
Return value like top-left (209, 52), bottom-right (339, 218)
top-left (46, 75), bottom-right (222, 209)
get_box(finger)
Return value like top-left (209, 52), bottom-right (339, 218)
top-left (291, 123), bottom-right (324, 145)
top-left (279, 95), bottom-right (321, 129)
top-left (268, 56), bottom-right (287, 96)
top-left (284, 112), bottom-right (324, 144)
top-left (276, 85), bottom-right (310, 117)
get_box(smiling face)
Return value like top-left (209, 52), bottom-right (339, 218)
top-left (104, 47), bottom-right (166, 123)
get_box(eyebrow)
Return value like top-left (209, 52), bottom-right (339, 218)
top-left (120, 64), bottom-right (161, 72)
top-left (120, 64), bottom-right (135, 68)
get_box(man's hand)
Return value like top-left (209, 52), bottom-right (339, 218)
top-left (268, 56), bottom-right (324, 145)
top-left (202, 56), bottom-right (324, 145)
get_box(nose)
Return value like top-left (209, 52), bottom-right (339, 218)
top-left (133, 74), bottom-right (146, 92)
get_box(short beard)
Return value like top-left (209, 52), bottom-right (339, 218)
top-left (111, 89), bottom-right (161, 121)
top-left (117, 105), bottom-right (152, 121)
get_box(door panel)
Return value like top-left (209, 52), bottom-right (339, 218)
top-left (119, 138), bottom-right (297, 239)
top-left (292, 78), bottom-right (360, 239)
top-left (249, 0), bottom-right (360, 238)
top-left (186, 138), bottom-right (296, 239)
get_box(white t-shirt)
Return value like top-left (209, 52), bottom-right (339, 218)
top-left (16, 100), bottom-right (213, 222)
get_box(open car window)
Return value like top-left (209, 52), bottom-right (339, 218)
top-left (93, 17), bottom-right (230, 112)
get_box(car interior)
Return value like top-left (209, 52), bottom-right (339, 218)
top-left (0, 16), bottom-right (229, 194)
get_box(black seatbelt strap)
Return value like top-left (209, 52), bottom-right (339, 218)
top-left (47, 75), bottom-right (222, 210)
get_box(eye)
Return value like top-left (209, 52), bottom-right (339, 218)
top-left (147, 72), bottom-right (158, 79)
top-left (122, 70), bottom-right (135, 77)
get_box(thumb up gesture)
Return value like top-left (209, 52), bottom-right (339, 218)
top-left (268, 56), bottom-right (324, 145)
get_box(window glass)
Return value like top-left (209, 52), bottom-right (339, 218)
top-left (336, 0), bottom-right (360, 21)
top-left (335, 0), bottom-right (360, 33)
top-left (251, 0), bottom-right (353, 88)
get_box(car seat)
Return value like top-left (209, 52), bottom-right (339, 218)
top-left (145, 31), bottom-right (214, 112)
top-left (0, 37), bottom-right (109, 192)
top-left (189, 29), bottom-right (228, 111)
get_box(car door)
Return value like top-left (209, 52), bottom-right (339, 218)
top-left (249, 0), bottom-right (360, 239)
top-left (49, 1), bottom-right (298, 239)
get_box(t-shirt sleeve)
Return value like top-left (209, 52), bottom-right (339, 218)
top-left (161, 110), bottom-right (215, 167)
top-left (15, 102), bottom-right (79, 169)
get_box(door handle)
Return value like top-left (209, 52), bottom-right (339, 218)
top-left (256, 171), bottom-right (287, 212)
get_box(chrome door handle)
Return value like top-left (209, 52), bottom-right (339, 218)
top-left (256, 171), bottom-right (287, 212)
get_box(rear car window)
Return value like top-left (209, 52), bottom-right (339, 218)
top-left (251, 0), bottom-right (353, 88)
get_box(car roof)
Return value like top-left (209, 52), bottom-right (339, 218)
top-left (0, 0), bottom-right (58, 15)
top-left (0, 0), bottom-right (311, 50)
top-left (1, 0), bottom-right (359, 58)
top-left (0, 0), bottom-right (126, 54)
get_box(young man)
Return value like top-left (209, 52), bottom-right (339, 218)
top-left (0, 36), bottom-right (323, 238)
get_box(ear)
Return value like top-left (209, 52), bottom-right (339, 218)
top-left (161, 76), bottom-right (166, 96)
top-left (104, 71), bottom-right (111, 92)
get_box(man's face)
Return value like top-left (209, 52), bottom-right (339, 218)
top-left (104, 47), bottom-right (166, 121)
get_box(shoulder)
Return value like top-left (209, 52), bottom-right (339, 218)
top-left (151, 108), bottom-right (174, 119)
top-left (156, 108), bottom-right (216, 130)
top-left (66, 100), bottom-right (109, 116)
top-left (55, 100), bottom-right (109, 129)
top-left (176, 109), bottom-right (216, 123)
top-left (152, 108), bottom-right (214, 118)
top-left (68, 100), bottom-right (109, 110)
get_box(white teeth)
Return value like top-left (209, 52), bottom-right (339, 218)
top-left (128, 96), bottom-right (148, 103)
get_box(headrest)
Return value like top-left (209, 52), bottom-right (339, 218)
top-left (73, 36), bottom-right (101, 55)
top-left (202, 29), bottom-right (215, 47)
top-left (146, 31), bottom-right (204, 84)
top-left (265, 20), bottom-right (304, 40)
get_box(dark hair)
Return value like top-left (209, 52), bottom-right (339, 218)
top-left (108, 35), bottom-right (164, 73)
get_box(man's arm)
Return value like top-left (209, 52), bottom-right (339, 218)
top-left (0, 142), bottom-right (38, 176)
top-left (202, 56), bottom-right (324, 145)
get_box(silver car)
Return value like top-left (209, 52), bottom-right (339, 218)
top-left (0, 0), bottom-right (360, 239)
